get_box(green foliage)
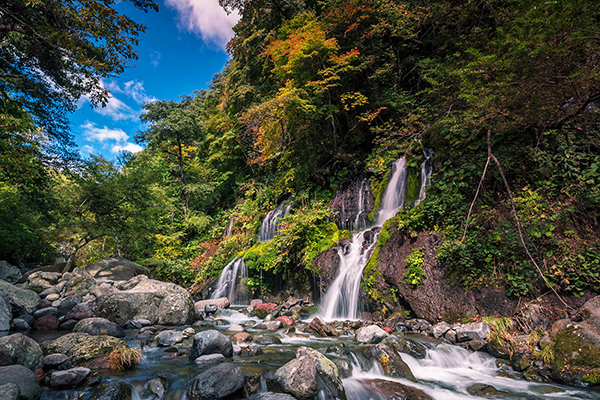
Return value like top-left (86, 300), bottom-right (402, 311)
top-left (404, 247), bottom-right (426, 287)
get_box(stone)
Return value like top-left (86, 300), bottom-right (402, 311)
top-left (64, 303), bottom-right (93, 320)
top-left (94, 277), bottom-right (194, 326)
top-left (0, 261), bottom-right (21, 283)
top-left (231, 332), bottom-right (252, 344)
top-left (239, 344), bottom-right (262, 357)
top-left (518, 305), bottom-right (549, 332)
top-left (467, 383), bottom-right (504, 397)
top-left (50, 367), bottom-right (91, 389)
top-left (156, 330), bottom-right (184, 347)
top-left (42, 353), bottom-right (72, 371)
top-left (273, 346), bottom-right (346, 400)
top-left (365, 343), bottom-right (416, 381)
top-left (253, 302), bottom-right (276, 318)
top-left (194, 298), bottom-right (230, 318)
top-left (59, 319), bottom-right (79, 331)
top-left (84, 381), bottom-right (133, 400)
top-left (189, 330), bottom-right (233, 360)
top-left (431, 321), bottom-right (451, 339)
top-left (33, 306), bottom-right (58, 318)
top-left (246, 393), bottom-right (297, 400)
top-left (0, 383), bottom-right (20, 400)
top-left (582, 295), bottom-right (600, 333)
top-left (302, 316), bottom-right (334, 337)
top-left (225, 324), bottom-right (245, 333)
top-left (194, 354), bottom-right (226, 365)
top-left (183, 327), bottom-right (196, 338)
top-left (382, 336), bottom-right (427, 359)
top-left (0, 365), bottom-right (40, 400)
top-left (33, 314), bottom-right (59, 330)
top-left (85, 257), bottom-right (150, 281)
top-left (0, 279), bottom-right (40, 315)
top-left (362, 379), bottom-right (433, 400)
top-left (256, 321), bottom-right (282, 331)
top-left (204, 304), bottom-right (218, 315)
top-left (276, 316), bottom-right (295, 326)
top-left (467, 338), bottom-right (488, 352)
top-left (255, 335), bottom-right (282, 345)
top-left (74, 317), bottom-right (125, 337)
top-left (0, 333), bottom-right (43, 370)
top-left (12, 318), bottom-right (31, 331)
top-left (0, 295), bottom-right (11, 331)
top-left (553, 322), bottom-right (600, 368)
top-left (454, 322), bottom-right (491, 342)
top-left (355, 324), bottom-right (388, 344)
top-left (187, 363), bottom-right (244, 400)
top-left (46, 293), bottom-right (60, 301)
top-left (17, 314), bottom-right (34, 327)
top-left (57, 295), bottom-right (83, 317)
top-left (145, 378), bottom-right (167, 399)
top-left (246, 299), bottom-right (263, 313)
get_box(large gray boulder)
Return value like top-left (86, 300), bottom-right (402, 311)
top-left (0, 333), bottom-right (43, 370)
top-left (0, 383), bottom-right (20, 400)
top-left (455, 322), bottom-right (491, 342)
top-left (355, 324), bottom-right (388, 344)
top-left (189, 330), bottom-right (233, 360)
top-left (194, 298), bottom-right (230, 317)
top-left (0, 261), bottom-right (22, 283)
top-left (0, 295), bottom-right (11, 331)
top-left (0, 279), bottom-right (40, 315)
top-left (187, 363), bottom-right (244, 400)
top-left (74, 317), bottom-right (125, 338)
top-left (85, 257), bottom-right (150, 281)
top-left (0, 365), bottom-right (40, 400)
top-left (273, 346), bottom-right (346, 400)
top-left (50, 367), bottom-right (91, 389)
top-left (94, 276), bottom-right (194, 325)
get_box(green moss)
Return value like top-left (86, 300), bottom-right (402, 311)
top-left (581, 369), bottom-right (600, 385)
top-left (404, 167), bottom-right (421, 208)
top-left (340, 230), bottom-right (352, 240)
top-left (371, 169), bottom-right (391, 215)
top-left (404, 247), bottom-right (426, 287)
top-left (553, 324), bottom-right (600, 368)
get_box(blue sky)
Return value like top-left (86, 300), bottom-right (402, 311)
top-left (72, 0), bottom-right (239, 159)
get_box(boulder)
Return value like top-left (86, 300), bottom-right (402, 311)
top-left (582, 295), bottom-right (600, 333)
top-left (0, 279), bottom-right (40, 315)
top-left (255, 335), bottom-right (282, 345)
top-left (0, 261), bottom-right (21, 283)
top-left (0, 295), bottom-right (11, 331)
top-left (253, 302), bottom-right (276, 319)
top-left (57, 295), bottom-right (83, 318)
top-left (454, 322), bottom-right (491, 342)
top-left (365, 343), bottom-right (416, 381)
top-left (42, 354), bottom-right (73, 371)
top-left (33, 314), bottom-right (59, 331)
top-left (0, 333), bottom-right (43, 370)
top-left (431, 321), bottom-right (451, 339)
top-left (256, 321), bottom-right (283, 331)
top-left (33, 306), bottom-right (58, 319)
top-left (156, 330), bottom-right (184, 347)
top-left (12, 318), bottom-right (31, 331)
top-left (553, 322), bottom-right (600, 368)
top-left (194, 298), bottom-right (230, 317)
top-left (94, 277), bottom-right (194, 326)
top-left (0, 383), bottom-right (20, 400)
top-left (276, 316), bottom-right (295, 326)
top-left (273, 346), bottom-right (346, 400)
top-left (85, 257), bottom-right (150, 281)
top-left (362, 379), bottom-right (433, 400)
top-left (50, 367), bottom-right (91, 389)
top-left (382, 336), bottom-right (427, 359)
top-left (83, 381), bottom-right (133, 400)
top-left (42, 332), bottom-right (132, 369)
top-left (74, 317), bottom-right (125, 337)
top-left (517, 305), bottom-right (549, 332)
top-left (302, 316), bottom-right (335, 337)
top-left (231, 332), bottom-right (252, 344)
top-left (355, 324), bottom-right (388, 344)
top-left (144, 377), bottom-right (167, 400)
top-left (246, 299), bottom-right (263, 313)
top-left (0, 365), bottom-right (40, 400)
top-left (189, 330), bottom-right (233, 360)
top-left (64, 303), bottom-right (94, 320)
top-left (187, 363), bottom-right (244, 400)
top-left (194, 354), bottom-right (226, 365)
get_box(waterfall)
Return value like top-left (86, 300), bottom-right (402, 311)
top-left (321, 157), bottom-right (408, 320)
top-left (414, 149), bottom-right (434, 207)
top-left (335, 177), bottom-right (371, 232)
top-left (258, 201), bottom-right (292, 242)
top-left (210, 257), bottom-right (249, 304)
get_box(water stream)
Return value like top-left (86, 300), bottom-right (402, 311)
top-left (258, 201), bottom-right (292, 243)
top-left (210, 257), bottom-right (248, 304)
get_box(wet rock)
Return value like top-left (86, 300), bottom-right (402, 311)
top-left (0, 260), bottom-right (22, 283)
top-left (0, 279), bottom-right (40, 315)
top-left (255, 335), bottom-right (282, 345)
top-left (83, 381), bottom-right (133, 400)
top-left (431, 321), bottom-right (451, 339)
top-left (356, 324), bottom-right (388, 344)
top-left (467, 338), bottom-right (488, 352)
top-left (511, 353), bottom-right (531, 372)
top-left (189, 330), bottom-right (233, 360)
top-left (242, 373), bottom-right (261, 397)
top-left (302, 316), bottom-right (335, 337)
top-left (365, 343), bottom-right (416, 381)
top-left (0, 365), bottom-right (40, 400)
top-left (256, 321), bottom-right (283, 331)
top-left (551, 365), bottom-right (600, 386)
top-left (225, 324), bottom-right (245, 333)
top-left (552, 322), bottom-right (600, 368)
top-left (94, 277), bottom-right (194, 326)
top-left (273, 346), bottom-right (346, 400)
top-left (363, 379), bottom-right (433, 400)
top-left (33, 314), bottom-right (59, 331)
top-left (485, 340), bottom-right (511, 359)
top-left (276, 316), bottom-right (295, 326)
top-left (232, 332), bottom-right (252, 344)
top-left (204, 304), bottom-right (218, 315)
top-left (59, 319), bottom-right (79, 331)
top-left (194, 353), bottom-right (226, 365)
top-left (382, 336), bottom-right (427, 359)
top-left (0, 383), bottom-right (20, 400)
top-left (246, 393), bottom-right (297, 400)
top-left (64, 303), bottom-right (93, 320)
top-left (239, 344), bottom-right (262, 357)
top-left (57, 295), bottom-right (82, 318)
top-left (523, 366), bottom-right (552, 383)
top-left (0, 333), bottom-right (43, 370)
top-left (17, 313), bottom-right (35, 327)
top-left (467, 383), bottom-right (503, 397)
top-left (42, 353), bottom-right (73, 371)
top-left (187, 363), bottom-right (244, 400)
top-left (85, 257), bottom-right (150, 281)
top-left (156, 330), bottom-right (184, 347)
top-left (455, 322), bottom-right (491, 342)
top-left (74, 317), bottom-right (125, 337)
top-left (582, 295), bottom-right (600, 333)
top-left (50, 367), bottom-right (91, 389)
top-left (33, 306), bottom-right (58, 319)
top-left (12, 318), bottom-right (31, 331)
top-left (0, 295), bottom-right (10, 331)
top-left (253, 302), bottom-right (277, 319)
top-left (145, 377), bottom-right (167, 400)
top-left (194, 298), bottom-right (230, 318)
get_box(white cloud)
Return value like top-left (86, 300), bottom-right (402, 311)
top-left (111, 143), bottom-right (144, 154)
top-left (82, 122), bottom-right (129, 142)
top-left (165, 0), bottom-right (240, 48)
top-left (80, 145), bottom-right (95, 157)
top-left (105, 80), bottom-right (156, 105)
top-left (150, 50), bottom-right (161, 67)
top-left (95, 94), bottom-right (138, 121)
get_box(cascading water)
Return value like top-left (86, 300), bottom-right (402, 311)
top-left (258, 201), bottom-right (292, 242)
top-left (335, 177), bottom-right (371, 232)
top-left (414, 149), bottom-right (434, 207)
top-left (210, 257), bottom-right (248, 304)
top-left (321, 157), bottom-right (409, 320)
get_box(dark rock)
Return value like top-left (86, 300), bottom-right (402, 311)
top-left (485, 340), bottom-right (511, 359)
top-left (17, 314), bottom-right (35, 327)
top-left (144, 377), bottom-right (167, 400)
top-left (0, 280), bottom-right (40, 315)
top-left (511, 353), bottom-right (531, 372)
top-left (255, 335), bottom-right (282, 345)
top-left (83, 381), bottom-right (133, 400)
top-left (363, 379), bottom-right (433, 400)
top-left (33, 306), bottom-right (58, 319)
top-left (65, 303), bottom-right (93, 320)
top-left (0, 365), bottom-right (40, 400)
top-left (59, 319), bottom-right (79, 331)
top-left (156, 330), bottom-right (184, 347)
top-left (246, 393), bottom-right (297, 400)
top-left (273, 346), bottom-right (346, 400)
top-left (189, 330), bottom-right (233, 360)
top-left (43, 353), bottom-right (73, 371)
top-left (356, 324), bottom-right (388, 344)
top-left (194, 354), bottom-right (226, 365)
top-left (57, 295), bottom-right (83, 318)
top-left (85, 257), bottom-right (150, 281)
top-left (242, 373), bottom-right (261, 398)
top-left (187, 363), bottom-right (244, 400)
top-left (382, 336), bottom-right (427, 359)
top-left (467, 383), bottom-right (504, 397)
top-left (33, 314), bottom-right (59, 331)
top-left (0, 260), bottom-right (22, 283)
top-left (239, 344), bottom-right (262, 357)
top-left (467, 338), bottom-right (488, 352)
top-left (74, 317), bottom-right (125, 337)
top-left (302, 316), bottom-right (335, 337)
top-left (582, 295), bottom-right (600, 333)
top-left (0, 383), bottom-right (20, 400)
top-left (204, 304), bottom-right (218, 315)
top-left (553, 322), bottom-right (600, 368)
top-left (365, 343), bottom-right (416, 381)
top-left (11, 318), bottom-right (31, 331)
top-left (313, 248), bottom-right (341, 291)
top-left (50, 367), bottom-right (91, 389)
top-left (0, 333), bottom-right (43, 370)
top-left (0, 295), bottom-right (10, 331)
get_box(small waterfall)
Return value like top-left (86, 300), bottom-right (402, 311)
top-left (210, 257), bottom-right (249, 304)
top-left (321, 157), bottom-right (408, 320)
top-left (333, 177), bottom-right (372, 232)
top-left (258, 201), bottom-right (292, 242)
top-left (414, 149), bottom-right (434, 207)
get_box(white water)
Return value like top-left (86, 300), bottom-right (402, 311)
top-left (258, 201), bottom-right (292, 242)
top-left (321, 157), bottom-right (408, 320)
top-left (210, 257), bottom-right (248, 304)
top-left (414, 149), bottom-right (434, 207)
top-left (337, 177), bottom-right (371, 232)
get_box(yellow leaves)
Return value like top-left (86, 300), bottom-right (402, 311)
top-left (341, 91), bottom-right (368, 111)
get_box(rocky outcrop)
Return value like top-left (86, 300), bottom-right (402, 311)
top-left (272, 346), bottom-right (346, 400)
top-left (0, 333), bottom-right (43, 370)
top-left (187, 363), bottom-right (244, 400)
top-left (313, 248), bottom-right (340, 292)
top-left (94, 276), bottom-right (194, 326)
top-left (85, 257), bottom-right (150, 281)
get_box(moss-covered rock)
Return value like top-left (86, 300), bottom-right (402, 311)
top-left (552, 322), bottom-right (600, 368)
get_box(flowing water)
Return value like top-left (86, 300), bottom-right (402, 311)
top-left (414, 149), bottom-right (434, 207)
top-left (210, 257), bottom-right (248, 304)
top-left (258, 201), bottom-right (292, 243)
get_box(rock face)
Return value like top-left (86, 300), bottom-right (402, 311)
top-left (331, 175), bottom-right (373, 231)
top-left (85, 257), bottom-right (150, 281)
top-left (0, 279), bottom-right (40, 315)
top-left (187, 363), bottom-right (244, 400)
top-left (42, 332), bottom-right (131, 369)
top-left (189, 330), bottom-right (233, 360)
top-left (0, 333), bottom-right (43, 370)
top-left (355, 325), bottom-right (388, 344)
top-left (273, 346), bottom-right (346, 400)
top-left (94, 276), bottom-right (194, 325)
top-left (74, 317), bottom-right (125, 338)
top-left (313, 248), bottom-right (340, 293)
top-left (0, 365), bottom-right (41, 400)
